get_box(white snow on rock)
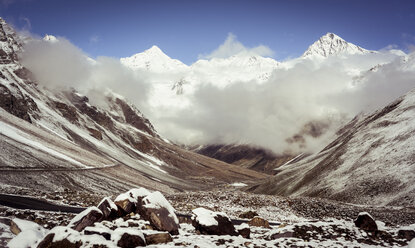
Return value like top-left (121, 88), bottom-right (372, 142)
top-left (114, 187), bottom-right (151, 203)
top-left (142, 191), bottom-right (179, 224)
top-left (191, 207), bottom-right (230, 227)
top-left (69, 206), bottom-right (102, 227)
top-left (98, 197), bottom-right (118, 211)
top-left (7, 219), bottom-right (47, 248)
top-left (230, 182), bottom-right (248, 187)
top-left (111, 227), bottom-right (145, 244)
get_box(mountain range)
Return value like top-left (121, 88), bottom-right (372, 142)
top-left (1, 15), bottom-right (414, 209)
top-left (119, 32), bottom-right (379, 89)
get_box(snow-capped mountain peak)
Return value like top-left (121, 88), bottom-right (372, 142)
top-left (302, 32), bottom-right (371, 58)
top-left (144, 45), bottom-right (165, 55)
top-left (43, 34), bottom-right (58, 43)
top-left (120, 45), bottom-right (188, 72)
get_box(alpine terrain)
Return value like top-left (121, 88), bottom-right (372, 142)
top-left (0, 17), bottom-right (414, 248)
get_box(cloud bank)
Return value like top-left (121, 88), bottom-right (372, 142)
top-left (19, 35), bottom-right (415, 154)
top-left (198, 33), bottom-right (274, 59)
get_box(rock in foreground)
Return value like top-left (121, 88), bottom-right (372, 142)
top-left (191, 207), bottom-right (238, 236)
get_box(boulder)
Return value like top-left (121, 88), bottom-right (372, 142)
top-left (114, 188), bottom-right (151, 215)
top-left (137, 191), bottom-right (179, 235)
top-left (248, 216), bottom-right (270, 229)
top-left (112, 228), bottom-right (146, 247)
top-left (398, 229), bottom-right (415, 241)
top-left (97, 197), bottom-right (119, 221)
top-left (84, 226), bottom-right (112, 240)
top-left (191, 207), bottom-right (238, 236)
top-left (239, 210), bottom-right (258, 219)
top-left (36, 227), bottom-right (83, 248)
top-left (144, 232), bottom-right (173, 245)
top-left (354, 212), bottom-right (378, 232)
top-left (69, 207), bottom-right (103, 232)
top-left (237, 223), bottom-right (251, 239)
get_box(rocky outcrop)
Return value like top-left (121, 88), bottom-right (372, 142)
top-left (0, 83), bottom-right (38, 123)
top-left (115, 98), bottom-right (156, 136)
top-left (53, 101), bottom-right (79, 123)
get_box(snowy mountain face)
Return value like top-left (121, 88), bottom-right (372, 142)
top-left (302, 33), bottom-right (372, 59)
top-left (120, 45), bottom-right (188, 73)
top-left (249, 88), bottom-right (415, 207)
top-left (0, 17), bottom-right (22, 64)
top-left (0, 19), bottom-right (266, 196)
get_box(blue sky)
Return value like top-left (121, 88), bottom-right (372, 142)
top-left (1, 0), bottom-right (415, 64)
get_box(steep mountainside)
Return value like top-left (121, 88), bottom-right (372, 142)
top-left (249, 88), bottom-right (415, 207)
top-left (0, 18), bottom-right (267, 196)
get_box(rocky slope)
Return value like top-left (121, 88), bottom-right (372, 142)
top-left (249, 88), bottom-right (415, 207)
top-left (0, 17), bottom-right (267, 197)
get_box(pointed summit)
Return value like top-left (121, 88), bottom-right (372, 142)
top-left (302, 32), bottom-right (371, 58)
top-left (121, 45), bottom-right (188, 72)
top-left (145, 45), bottom-right (164, 55)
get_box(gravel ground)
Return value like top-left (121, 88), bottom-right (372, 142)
top-left (167, 187), bottom-right (415, 226)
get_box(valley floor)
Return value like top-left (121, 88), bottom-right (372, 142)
top-left (1, 186), bottom-right (415, 247)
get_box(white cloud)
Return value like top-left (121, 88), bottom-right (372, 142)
top-left (198, 33), bottom-right (274, 59)
top-left (19, 37), bottom-right (150, 107)
top-left (19, 35), bottom-right (415, 155)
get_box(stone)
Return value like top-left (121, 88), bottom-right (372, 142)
top-left (36, 232), bottom-right (82, 248)
top-left (114, 199), bottom-right (136, 216)
top-left (116, 232), bottom-right (146, 247)
top-left (398, 229), bottom-right (415, 241)
top-left (84, 226), bottom-right (111, 240)
top-left (191, 208), bottom-right (238, 236)
top-left (97, 197), bottom-right (118, 221)
top-left (248, 216), bottom-right (271, 229)
top-left (69, 207), bottom-right (103, 232)
top-left (137, 191), bottom-right (179, 235)
top-left (10, 220), bottom-right (21, 235)
top-left (238, 210), bottom-right (258, 219)
top-left (354, 212), bottom-right (378, 232)
top-left (144, 232), bottom-right (173, 245)
top-left (114, 188), bottom-right (151, 216)
top-left (238, 227), bottom-right (251, 239)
